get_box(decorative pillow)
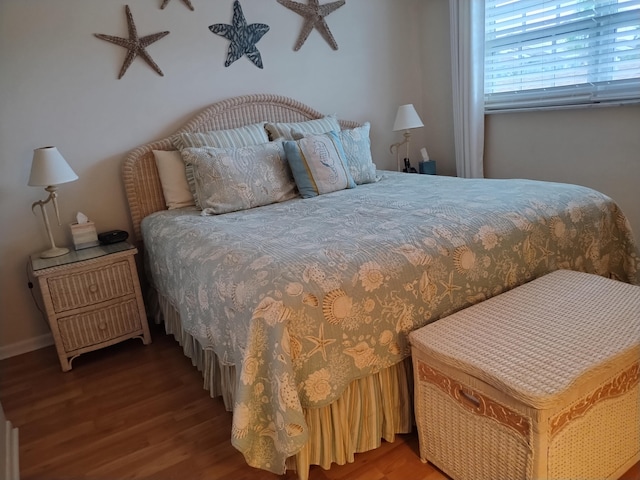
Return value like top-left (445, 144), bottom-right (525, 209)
top-left (172, 122), bottom-right (270, 206)
top-left (293, 122), bottom-right (378, 185)
top-left (171, 122), bottom-right (269, 150)
top-left (152, 150), bottom-right (196, 209)
top-left (265, 115), bottom-right (340, 141)
top-left (283, 131), bottom-right (356, 199)
top-left (180, 142), bottom-right (298, 214)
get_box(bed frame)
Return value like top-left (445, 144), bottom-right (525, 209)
top-left (121, 94), bottom-right (410, 479)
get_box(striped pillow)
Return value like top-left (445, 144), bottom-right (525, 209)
top-left (265, 115), bottom-right (340, 141)
top-left (171, 122), bottom-right (269, 150)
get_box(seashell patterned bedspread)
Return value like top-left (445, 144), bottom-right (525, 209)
top-left (141, 171), bottom-right (640, 474)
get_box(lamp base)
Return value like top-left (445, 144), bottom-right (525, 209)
top-left (39, 246), bottom-right (70, 259)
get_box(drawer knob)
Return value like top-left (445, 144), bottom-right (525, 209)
top-left (89, 284), bottom-right (99, 294)
top-left (99, 321), bottom-right (107, 331)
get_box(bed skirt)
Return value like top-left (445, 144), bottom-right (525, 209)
top-left (150, 292), bottom-right (414, 479)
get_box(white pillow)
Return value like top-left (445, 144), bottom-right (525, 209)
top-left (152, 150), bottom-right (195, 210)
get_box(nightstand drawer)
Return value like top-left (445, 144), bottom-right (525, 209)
top-left (47, 260), bottom-right (134, 313)
top-left (58, 298), bottom-right (142, 352)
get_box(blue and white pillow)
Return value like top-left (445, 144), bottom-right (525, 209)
top-left (172, 123), bottom-right (270, 207)
top-left (283, 131), bottom-right (356, 198)
top-left (337, 123), bottom-right (378, 185)
top-left (181, 142), bottom-right (298, 213)
top-left (293, 122), bottom-right (378, 185)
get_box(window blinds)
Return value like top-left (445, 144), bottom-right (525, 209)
top-left (484, 0), bottom-right (640, 111)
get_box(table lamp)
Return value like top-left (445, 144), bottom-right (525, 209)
top-left (389, 104), bottom-right (424, 172)
top-left (29, 146), bottom-right (78, 258)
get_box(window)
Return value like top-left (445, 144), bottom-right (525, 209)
top-left (484, 0), bottom-right (640, 111)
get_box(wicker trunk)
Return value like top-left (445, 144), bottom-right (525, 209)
top-left (409, 270), bottom-right (640, 480)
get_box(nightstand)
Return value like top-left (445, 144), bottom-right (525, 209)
top-left (29, 242), bottom-right (151, 371)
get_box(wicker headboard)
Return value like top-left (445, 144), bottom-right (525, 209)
top-left (122, 93), bottom-right (360, 242)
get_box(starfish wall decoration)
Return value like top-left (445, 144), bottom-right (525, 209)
top-left (95, 5), bottom-right (169, 79)
top-left (160, 0), bottom-right (194, 11)
top-left (209, 0), bottom-right (270, 69)
top-left (277, 0), bottom-right (345, 51)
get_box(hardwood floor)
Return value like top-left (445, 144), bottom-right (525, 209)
top-left (1, 324), bottom-right (638, 480)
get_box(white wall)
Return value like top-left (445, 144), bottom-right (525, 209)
top-left (418, 0), bottom-right (456, 177)
top-left (0, 0), bottom-right (428, 352)
top-left (485, 106), bottom-right (640, 239)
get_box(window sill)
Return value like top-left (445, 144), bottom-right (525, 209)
top-left (485, 99), bottom-right (640, 115)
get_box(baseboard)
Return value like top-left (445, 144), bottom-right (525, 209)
top-left (0, 333), bottom-right (53, 360)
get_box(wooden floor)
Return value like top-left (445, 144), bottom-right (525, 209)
top-left (1, 324), bottom-right (638, 480)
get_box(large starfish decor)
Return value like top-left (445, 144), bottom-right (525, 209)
top-left (160, 0), bottom-right (194, 11)
top-left (95, 5), bottom-right (169, 79)
top-left (209, 0), bottom-right (270, 69)
top-left (277, 0), bottom-right (345, 51)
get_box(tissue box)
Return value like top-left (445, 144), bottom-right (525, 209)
top-left (419, 160), bottom-right (437, 175)
top-left (70, 221), bottom-right (100, 250)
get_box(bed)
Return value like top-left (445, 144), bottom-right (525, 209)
top-left (122, 93), bottom-right (640, 479)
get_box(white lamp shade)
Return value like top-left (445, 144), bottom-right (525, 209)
top-left (392, 104), bottom-right (424, 131)
top-left (28, 146), bottom-right (78, 186)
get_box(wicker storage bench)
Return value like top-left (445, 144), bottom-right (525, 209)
top-left (409, 269), bottom-right (640, 480)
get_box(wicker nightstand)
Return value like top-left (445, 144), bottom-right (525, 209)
top-left (29, 242), bottom-right (151, 371)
